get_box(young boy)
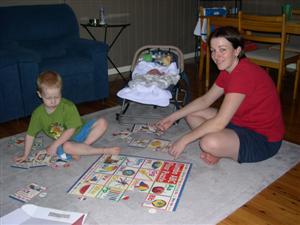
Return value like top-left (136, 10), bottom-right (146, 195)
top-left (15, 71), bottom-right (120, 163)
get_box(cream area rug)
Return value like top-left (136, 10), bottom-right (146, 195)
top-left (1, 105), bottom-right (300, 225)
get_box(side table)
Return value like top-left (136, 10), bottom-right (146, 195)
top-left (81, 22), bottom-right (130, 82)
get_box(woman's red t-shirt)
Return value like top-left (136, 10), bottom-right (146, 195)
top-left (215, 58), bottom-right (285, 142)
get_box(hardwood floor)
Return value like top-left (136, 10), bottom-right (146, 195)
top-left (0, 62), bottom-right (299, 224)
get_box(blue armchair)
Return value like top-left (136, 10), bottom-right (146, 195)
top-left (0, 4), bottom-right (109, 123)
top-left (0, 49), bottom-right (24, 123)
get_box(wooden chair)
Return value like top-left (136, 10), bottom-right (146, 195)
top-left (238, 11), bottom-right (300, 99)
top-left (197, 15), bottom-right (208, 83)
top-left (292, 8), bottom-right (300, 16)
top-left (199, 15), bottom-right (239, 89)
top-left (271, 8), bottom-right (300, 53)
top-left (197, 6), bottom-right (233, 85)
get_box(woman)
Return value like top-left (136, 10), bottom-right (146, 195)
top-left (156, 26), bottom-right (284, 165)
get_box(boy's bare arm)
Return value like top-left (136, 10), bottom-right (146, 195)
top-left (14, 134), bottom-right (34, 162)
top-left (47, 128), bottom-right (76, 155)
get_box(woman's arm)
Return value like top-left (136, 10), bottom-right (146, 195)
top-left (169, 92), bottom-right (245, 158)
top-left (156, 84), bottom-right (224, 131)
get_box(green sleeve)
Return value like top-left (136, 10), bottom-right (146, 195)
top-left (63, 100), bottom-right (83, 130)
top-left (27, 107), bottom-right (43, 137)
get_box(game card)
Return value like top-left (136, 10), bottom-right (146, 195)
top-left (129, 138), bottom-right (151, 148)
top-left (111, 129), bottom-right (133, 143)
top-left (147, 139), bottom-right (171, 152)
top-left (131, 124), bottom-right (163, 136)
top-left (9, 183), bottom-right (46, 203)
top-left (143, 194), bottom-right (171, 210)
top-left (11, 149), bottom-right (54, 169)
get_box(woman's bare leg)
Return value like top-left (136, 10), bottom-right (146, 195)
top-left (199, 129), bottom-right (240, 164)
top-left (185, 107), bottom-right (218, 129)
top-left (184, 107), bottom-right (239, 164)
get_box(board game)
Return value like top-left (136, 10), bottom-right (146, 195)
top-left (68, 154), bottom-right (192, 212)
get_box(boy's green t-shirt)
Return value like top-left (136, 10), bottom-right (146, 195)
top-left (27, 98), bottom-right (84, 139)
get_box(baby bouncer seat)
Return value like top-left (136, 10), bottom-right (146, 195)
top-left (116, 45), bottom-right (190, 124)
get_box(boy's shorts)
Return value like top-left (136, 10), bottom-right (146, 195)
top-left (57, 118), bottom-right (97, 160)
top-left (226, 123), bottom-right (282, 163)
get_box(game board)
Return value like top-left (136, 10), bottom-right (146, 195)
top-left (68, 154), bottom-right (192, 212)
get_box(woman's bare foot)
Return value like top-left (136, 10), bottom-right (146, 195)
top-left (103, 147), bottom-right (121, 155)
top-left (200, 151), bottom-right (220, 165)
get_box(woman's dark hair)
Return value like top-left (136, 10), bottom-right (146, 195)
top-left (208, 26), bottom-right (245, 59)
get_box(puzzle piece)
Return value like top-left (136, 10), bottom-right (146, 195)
top-left (147, 139), bottom-right (171, 152)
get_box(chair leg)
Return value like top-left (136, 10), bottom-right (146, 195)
top-left (293, 60), bottom-right (300, 100)
top-left (205, 49), bottom-right (210, 90)
top-left (198, 48), bottom-right (205, 80)
top-left (277, 67), bottom-right (283, 94)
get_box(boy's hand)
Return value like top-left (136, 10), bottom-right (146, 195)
top-left (14, 155), bottom-right (28, 163)
top-left (46, 144), bottom-right (58, 156)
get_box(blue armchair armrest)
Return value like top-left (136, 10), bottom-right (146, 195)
top-left (0, 47), bottom-right (40, 66)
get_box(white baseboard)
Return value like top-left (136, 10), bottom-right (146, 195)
top-left (108, 51), bottom-right (196, 76)
top-left (108, 65), bottom-right (131, 75)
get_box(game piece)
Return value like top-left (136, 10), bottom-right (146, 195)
top-left (68, 154), bottom-right (192, 212)
top-left (147, 139), bottom-right (171, 152)
top-left (50, 159), bottom-right (70, 169)
top-left (9, 183), bottom-right (46, 203)
top-left (63, 163), bottom-right (70, 168)
top-left (122, 195), bottom-right (129, 200)
top-left (148, 208), bottom-right (157, 214)
top-left (39, 192), bottom-right (47, 198)
top-left (78, 196), bottom-right (86, 201)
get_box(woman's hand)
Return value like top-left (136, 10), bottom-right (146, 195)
top-left (168, 137), bottom-right (187, 159)
top-left (155, 115), bottom-right (175, 132)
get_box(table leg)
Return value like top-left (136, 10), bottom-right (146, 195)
top-left (107, 56), bottom-right (128, 82)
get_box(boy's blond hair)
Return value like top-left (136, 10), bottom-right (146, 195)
top-left (37, 71), bottom-right (62, 94)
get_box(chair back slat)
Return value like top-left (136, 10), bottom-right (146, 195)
top-left (238, 11), bottom-right (287, 54)
top-left (239, 12), bottom-right (286, 37)
top-left (243, 34), bottom-right (282, 44)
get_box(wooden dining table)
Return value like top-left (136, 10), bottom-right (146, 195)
top-left (207, 15), bottom-right (300, 34)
